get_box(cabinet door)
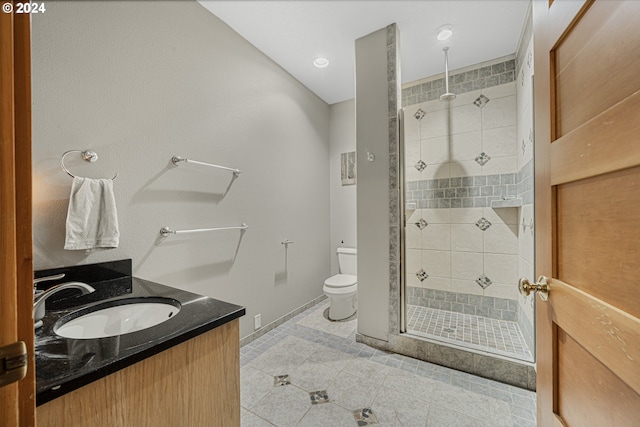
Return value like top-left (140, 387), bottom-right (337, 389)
top-left (37, 320), bottom-right (241, 427)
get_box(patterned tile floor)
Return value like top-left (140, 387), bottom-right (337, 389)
top-left (240, 301), bottom-right (536, 427)
top-left (406, 305), bottom-right (533, 362)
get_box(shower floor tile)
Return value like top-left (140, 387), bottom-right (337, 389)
top-left (406, 305), bottom-right (533, 361)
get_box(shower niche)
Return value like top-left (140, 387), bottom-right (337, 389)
top-left (399, 36), bottom-right (536, 383)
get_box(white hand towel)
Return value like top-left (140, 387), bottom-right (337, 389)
top-left (64, 177), bottom-right (119, 250)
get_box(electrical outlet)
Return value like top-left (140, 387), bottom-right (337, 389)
top-left (254, 314), bottom-right (262, 330)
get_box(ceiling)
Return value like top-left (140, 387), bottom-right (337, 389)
top-left (199, 1), bottom-right (530, 105)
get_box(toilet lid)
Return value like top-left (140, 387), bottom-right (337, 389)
top-left (324, 274), bottom-right (357, 288)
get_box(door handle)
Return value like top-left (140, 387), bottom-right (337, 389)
top-left (518, 276), bottom-right (550, 301)
top-left (0, 341), bottom-right (27, 388)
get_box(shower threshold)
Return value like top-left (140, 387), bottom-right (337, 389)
top-left (406, 305), bottom-right (533, 362)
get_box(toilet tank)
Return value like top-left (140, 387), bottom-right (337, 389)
top-left (337, 247), bottom-right (357, 276)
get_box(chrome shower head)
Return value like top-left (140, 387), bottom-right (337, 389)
top-left (439, 92), bottom-right (456, 102)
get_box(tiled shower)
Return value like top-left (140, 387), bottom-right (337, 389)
top-left (401, 46), bottom-right (535, 363)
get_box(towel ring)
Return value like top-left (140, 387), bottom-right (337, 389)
top-left (60, 150), bottom-right (119, 180)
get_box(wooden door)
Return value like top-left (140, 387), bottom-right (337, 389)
top-left (0, 5), bottom-right (35, 427)
top-left (533, 0), bottom-right (640, 425)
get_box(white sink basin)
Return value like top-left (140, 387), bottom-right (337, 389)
top-left (54, 298), bottom-right (181, 339)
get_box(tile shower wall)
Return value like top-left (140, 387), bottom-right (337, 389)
top-left (402, 57), bottom-right (516, 107)
top-left (403, 55), bottom-right (521, 320)
top-left (370, 42), bottom-right (536, 388)
top-left (516, 12), bottom-right (536, 353)
top-left (406, 288), bottom-right (518, 321)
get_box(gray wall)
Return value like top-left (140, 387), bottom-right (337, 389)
top-left (329, 99), bottom-right (356, 274)
top-left (31, 1), bottom-right (331, 339)
top-left (355, 26), bottom-right (400, 342)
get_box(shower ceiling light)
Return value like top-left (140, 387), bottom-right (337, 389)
top-left (313, 57), bottom-right (329, 68)
top-left (436, 26), bottom-right (453, 41)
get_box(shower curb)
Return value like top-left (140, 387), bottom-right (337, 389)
top-left (356, 332), bottom-right (536, 391)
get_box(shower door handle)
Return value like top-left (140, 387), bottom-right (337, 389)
top-left (518, 276), bottom-right (550, 301)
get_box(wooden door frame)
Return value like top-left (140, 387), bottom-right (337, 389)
top-left (0, 6), bottom-right (35, 427)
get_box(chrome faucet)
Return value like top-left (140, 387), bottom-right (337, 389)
top-left (34, 274), bottom-right (95, 328)
top-left (34, 273), bottom-right (66, 285)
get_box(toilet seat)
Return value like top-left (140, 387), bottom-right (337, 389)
top-left (323, 274), bottom-right (357, 297)
top-left (324, 274), bottom-right (356, 288)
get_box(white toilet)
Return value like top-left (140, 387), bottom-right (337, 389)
top-left (323, 247), bottom-right (357, 321)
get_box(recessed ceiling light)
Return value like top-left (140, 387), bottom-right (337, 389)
top-left (436, 26), bottom-right (453, 41)
top-left (313, 57), bottom-right (329, 68)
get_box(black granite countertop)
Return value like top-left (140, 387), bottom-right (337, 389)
top-left (35, 260), bottom-right (245, 406)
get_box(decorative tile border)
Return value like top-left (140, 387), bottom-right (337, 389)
top-left (517, 159), bottom-right (534, 205)
top-left (402, 57), bottom-right (516, 107)
top-left (387, 23), bottom-right (402, 339)
top-left (406, 287), bottom-right (518, 322)
top-left (405, 173), bottom-right (518, 209)
top-left (405, 159), bottom-right (534, 210)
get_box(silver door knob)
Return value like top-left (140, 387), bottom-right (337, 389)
top-left (518, 276), bottom-right (550, 301)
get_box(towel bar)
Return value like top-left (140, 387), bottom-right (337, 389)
top-left (160, 223), bottom-right (248, 237)
top-left (171, 156), bottom-right (241, 177)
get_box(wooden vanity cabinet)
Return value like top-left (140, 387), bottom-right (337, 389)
top-left (37, 319), bottom-right (240, 427)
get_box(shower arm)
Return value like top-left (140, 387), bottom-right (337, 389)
top-left (443, 47), bottom-right (451, 94)
top-left (439, 47), bottom-right (456, 102)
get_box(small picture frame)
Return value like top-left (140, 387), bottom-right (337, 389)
top-left (341, 151), bottom-right (356, 186)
